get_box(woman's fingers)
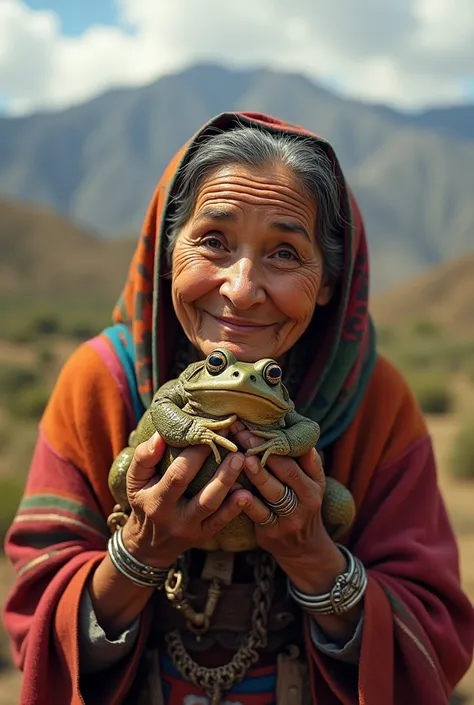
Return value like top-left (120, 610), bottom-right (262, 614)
top-left (297, 447), bottom-right (325, 485)
top-left (244, 453), bottom-right (320, 509)
top-left (127, 432), bottom-right (167, 497)
top-left (231, 423), bottom-right (324, 484)
top-left (157, 444), bottom-right (212, 502)
top-left (200, 489), bottom-right (251, 537)
top-left (231, 425), bottom-right (262, 451)
top-left (186, 452), bottom-right (246, 521)
top-left (244, 455), bottom-right (286, 504)
top-left (265, 450), bottom-right (323, 495)
top-left (239, 492), bottom-right (279, 528)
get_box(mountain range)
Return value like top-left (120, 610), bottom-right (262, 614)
top-left (0, 63), bottom-right (473, 291)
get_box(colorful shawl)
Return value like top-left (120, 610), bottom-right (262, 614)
top-left (3, 113), bottom-right (474, 705)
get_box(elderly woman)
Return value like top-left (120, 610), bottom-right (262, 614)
top-left (3, 112), bottom-right (474, 705)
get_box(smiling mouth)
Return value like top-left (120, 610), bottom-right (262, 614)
top-left (207, 312), bottom-right (274, 331)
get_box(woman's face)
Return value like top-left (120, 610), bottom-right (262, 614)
top-left (171, 162), bottom-right (332, 362)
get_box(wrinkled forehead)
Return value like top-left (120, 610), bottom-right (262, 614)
top-left (190, 163), bottom-right (318, 234)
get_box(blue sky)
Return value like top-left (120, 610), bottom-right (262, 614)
top-left (25, 0), bottom-right (117, 35)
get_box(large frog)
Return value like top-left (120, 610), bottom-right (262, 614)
top-left (108, 349), bottom-right (355, 552)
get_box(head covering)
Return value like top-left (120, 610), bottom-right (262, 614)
top-left (113, 112), bottom-right (376, 447)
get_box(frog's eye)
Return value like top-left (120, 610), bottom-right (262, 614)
top-left (206, 351), bottom-right (228, 375)
top-left (264, 362), bottom-right (282, 386)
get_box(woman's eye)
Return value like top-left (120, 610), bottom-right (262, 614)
top-left (274, 248), bottom-right (299, 261)
top-left (203, 236), bottom-right (224, 250)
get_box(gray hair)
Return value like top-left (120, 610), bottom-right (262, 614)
top-left (166, 126), bottom-right (344, 281)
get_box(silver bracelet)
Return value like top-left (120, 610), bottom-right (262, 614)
top-left (107, 526), bottom-right (173, 588)
top-left (287, 544), bottom-right (367, 615)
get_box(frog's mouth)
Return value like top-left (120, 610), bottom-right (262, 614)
top-left (184, 388), bottom-right (289, 424)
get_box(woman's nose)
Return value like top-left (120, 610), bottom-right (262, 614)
top-left (219, 258), bottom-right (266, 309)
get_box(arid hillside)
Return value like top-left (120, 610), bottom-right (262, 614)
top-left (372, 252), bottom-right (474, 336)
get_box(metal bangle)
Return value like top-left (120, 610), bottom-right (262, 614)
top-left (107, 527), bottom-right (173, 589)
top-left (287, 544), bottom-right (367, 615)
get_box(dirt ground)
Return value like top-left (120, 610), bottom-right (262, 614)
top-left (0, 413), bottom-right (473, 704)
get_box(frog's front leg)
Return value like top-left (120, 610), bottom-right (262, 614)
top-left (151, 396), bottom-right (238, 463)
top-left (244, 411), bottom-right (320, 467)
top-left (243, 424), bottom-right (290, 467)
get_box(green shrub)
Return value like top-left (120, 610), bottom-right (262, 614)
top-left (394, 340), bottom-right (438, 370)
top-left (65, 320), bottom-right (98, 341)
top-left (0, 421), bottom-right (11, 451)
top-left (383, 336), bottom-right (474, 379)
top-left (9, 327), bottom-right (39, 344)
top-left (9, 314), bottom-right (63, 343)
top-left (451, 420), bottom-right (474, 480)
top-left (31, 314), bottom-right (61, 336)
top-left (0, 477), bottom-right (24, 549)
top-left (376, 325), bottom-right (396, 347)
top-left (7, 385), bottom-right (50, 420)
top-left (407, 373), bottom-right (454, 415)
top-left (35, 342), bottom-right (55, 368)
top-left (440, 339), bottom-right (474, 374)
top-left (0, 364), bottom-right (39, 396)
top-left (411, 319), bottom-right (441, 338)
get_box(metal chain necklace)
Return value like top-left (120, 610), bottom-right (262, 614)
top-left (164, 552), bottom-right (276, 705)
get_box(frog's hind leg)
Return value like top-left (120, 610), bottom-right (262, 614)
top-left (108, 446), bottom-right (135, 512)
top-left (245, 429), bottom-right (279, 441)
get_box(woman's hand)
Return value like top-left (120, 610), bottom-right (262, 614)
top-left (91, 432), bottom-right (247, 637)
top-left (230, 422), bottom-right (346, 594)
top-left (122, 431), bottom-right (247, 568)
top-left (230, 422), bottom-right (363, 646)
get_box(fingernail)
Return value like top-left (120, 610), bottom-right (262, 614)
top-left (237, 497), bottom-right (248, 508)
top-left (148, 431), bottom-right (159, 451)
top-left (246, 457), bottom-right (260, 475)
top-left (230, 455), bottom-right (244, 471)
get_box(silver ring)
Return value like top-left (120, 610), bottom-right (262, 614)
top-left (267, 485), bottom-right (299, 517)
top-left (258, 510), bottom-right (278, 527)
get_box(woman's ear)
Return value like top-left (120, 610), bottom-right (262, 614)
top-left (316, 279), bottom-right (333, 306)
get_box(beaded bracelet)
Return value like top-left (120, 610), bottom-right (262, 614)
top-left (287, 544), bottom-right (367, 615)
top-left (107, 526), bottom-right (173, 588)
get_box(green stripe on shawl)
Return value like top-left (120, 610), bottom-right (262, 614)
top-left (19, 494), bottom-right (106, 530)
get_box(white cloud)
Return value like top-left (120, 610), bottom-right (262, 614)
top-left (0, 0), bottom-right (473, 115)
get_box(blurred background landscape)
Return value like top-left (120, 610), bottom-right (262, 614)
top-left (0, 1), bottom-right (473, 702)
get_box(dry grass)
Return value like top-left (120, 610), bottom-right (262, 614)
top-left (0, 559), bottom-right (20, 705)
top-left (428, 413), bottom-right (474, 704)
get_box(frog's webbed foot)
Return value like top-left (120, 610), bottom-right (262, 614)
top-left (188, 415), bottom-right (238, 463)
top-left (245, 434), bottom-right (291, 468)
